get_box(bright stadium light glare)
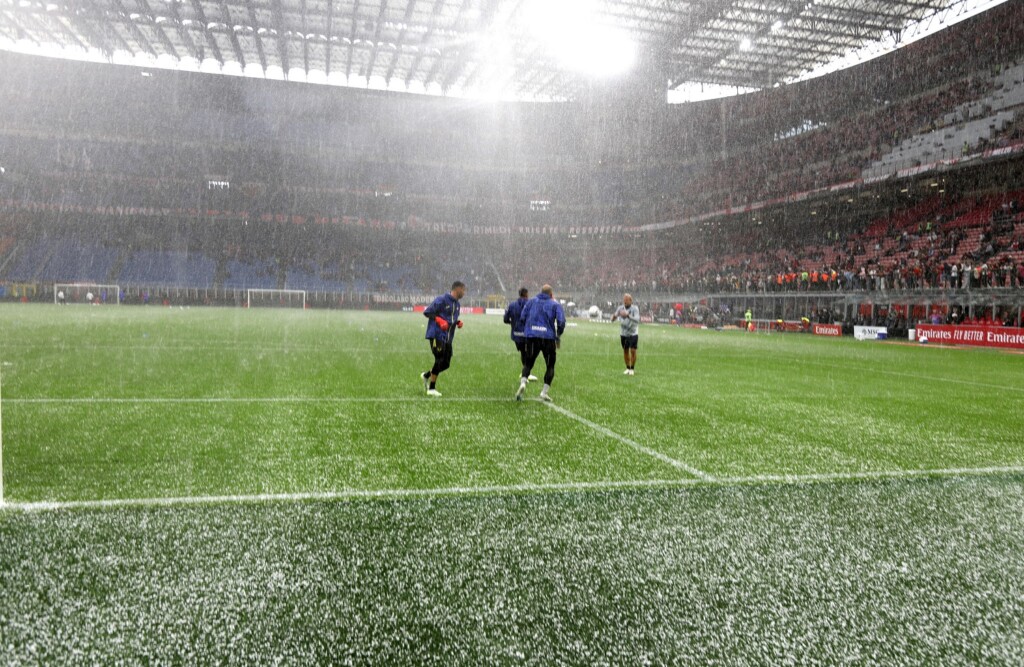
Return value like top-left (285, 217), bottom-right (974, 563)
top-left (669, 81), bottom-right (759, 103)
top-left (200, 58), bottom-right (223, 74)
top-left (525, 0), bottom-right (636, 77)
top-left (552, 24), bottom-right (636, 76)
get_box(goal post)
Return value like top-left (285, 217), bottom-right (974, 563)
top-left (246, 288), bottom-right (307, 309)
top-left (54, 283), bottom-right (121, 305)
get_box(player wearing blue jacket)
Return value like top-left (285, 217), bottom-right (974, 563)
top-left (503, 287), bottom-right (537, 383)
top-left (515, 284), bottom-right (565, 402)
top-left (420, 281), bottom-right (465, 397)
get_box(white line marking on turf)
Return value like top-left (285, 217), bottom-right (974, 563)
top-left (6, 466), bottom-right (1024, 512)
top-left (7, 479), bottom-right (703, 512)
top-left (540, 401), bottom-right (716, 481)
top-left (6, 397), bottom-right (513, 405)
top-left (720, 465), bottom-right (1024, 484)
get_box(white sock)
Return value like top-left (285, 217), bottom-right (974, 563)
top-left (542, 384), bottom-right (550, 394)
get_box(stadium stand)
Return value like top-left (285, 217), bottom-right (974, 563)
top-left (222, 259), bottom-right (280, 290)
top-left (1, 1), bottom-right (1024, 315)
top-left (119, 251), bottom-right (217, 289)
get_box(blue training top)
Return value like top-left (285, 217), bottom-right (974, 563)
top-left (424, 292), bottom-right (461, 344)
top-left (517, 293), bottom-right (566, 341)
top-left (503, 297), bottom-right (529, 342)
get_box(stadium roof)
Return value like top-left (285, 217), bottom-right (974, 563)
top-left (0, 0), bottom-right (1010, 101)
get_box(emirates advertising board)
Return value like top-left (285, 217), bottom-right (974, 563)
top-left (915, 324), bottom-right (1024, 350)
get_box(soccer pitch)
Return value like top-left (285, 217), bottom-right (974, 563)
top-left (1, 304), bottom-right (1023, 663)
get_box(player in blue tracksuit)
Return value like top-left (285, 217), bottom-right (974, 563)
top-left (420, 281), bottom-right (465, 397)
top-left (515, 284), bottom-right (565, 402)
top-left (503, 287), bottom-right (537, 383)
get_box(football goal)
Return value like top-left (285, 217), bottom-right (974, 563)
top-left (54, 283), bottom-right (121, 305)
top-left (246, 288), bottom-right (307, 309)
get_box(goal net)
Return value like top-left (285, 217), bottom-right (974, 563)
top-left (246, 288), bottom-right (307, 309)
top-left (54, 283), bottom-right (121, 305)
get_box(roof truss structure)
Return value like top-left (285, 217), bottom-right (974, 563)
top-left (0, 0), bottom-right (988, 100)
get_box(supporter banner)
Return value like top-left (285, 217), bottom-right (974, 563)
top-left (371, 293), bottom-right (436, 304)
top-left (828, 180), bottom-right (859, 193)
top-left (915, 324), bottom-right (1024, 350)
top-left (854, 326), bottom-right (888, 341)
top-left (813, 324), bottom-right (842, 337)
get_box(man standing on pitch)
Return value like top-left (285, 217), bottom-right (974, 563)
top-left (503, 287), bottom-right (537, 383)
top-left (515, 284), bottom-right (565, 402)
top-left (420, 281), bottom-right (465, 397)
top-left (611, 293), bottom-right (640, 375)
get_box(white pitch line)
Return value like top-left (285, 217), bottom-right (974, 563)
top-left (6, 396), bottom-right (513, 405)
top-left (720, 465), bottom-right (1024, 485)
top-left (6, 478), bottom-right (703, 512)
top-left (6, 465), bottom-right (1024, 513)
top-left (540, 401), bottom-right (716, 481)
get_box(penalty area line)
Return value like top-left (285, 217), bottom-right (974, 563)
top-left (540, 401), bottom-right (717, 481)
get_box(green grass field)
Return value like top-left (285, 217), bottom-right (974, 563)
top-left (1, 303), bottom-right (1023, 663)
